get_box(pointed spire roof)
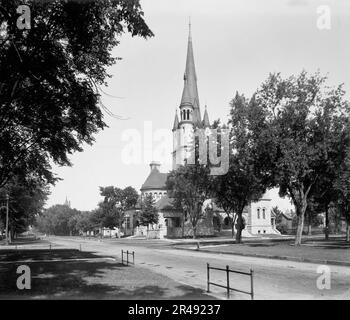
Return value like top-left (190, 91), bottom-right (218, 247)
top-left (180, 21), bottom-right (202, 126)
top-left (172, 110), bottom-right (179, 131)
top-left (202, 106), bottom-right (210, 127)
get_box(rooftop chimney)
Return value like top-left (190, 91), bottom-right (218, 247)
top-left (149, 161), bottom-right (161, 172)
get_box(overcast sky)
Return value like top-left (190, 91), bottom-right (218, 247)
top-left (46, 0), bottom-right (350, 211)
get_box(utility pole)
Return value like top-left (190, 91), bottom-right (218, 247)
top-left (5, 194), bottom-right (9, 245)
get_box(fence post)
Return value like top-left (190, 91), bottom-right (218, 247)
top-left (226, 265), bottom-right (230, 299)
top-left (121, 250), bottom-right (123, 264)
top-left (132, 251), bottom-right (135, 265)
top-left (207, 263), bottom-right (210, 293)
top-left (127, 250), bottom-right (129, 265)
top-left (250, 269), bottom-right (254, 300)
top-left (79, 244), bottom-right (82, 251)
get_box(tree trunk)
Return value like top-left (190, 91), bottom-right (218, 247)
top-left (294, 199), bottom-right (308, 246)
top-left (295, 213), bottom-right (305, 245)
top-left (182, 216), bottom-right (185, 238)
top-left (307, 213), bottom-right (312, 236)
top-left (235, 214), bottom-right (243, 244)
top-left (232, 214), bottom-right (237, 238)
top-left (293, 190), bottom-right (311, 245)
top-left (325, 205), bottom-right (329, 241)
top-left (192, 225), bottom-right (197, 239)
top-left (346, 221), bottom-right (350, 243)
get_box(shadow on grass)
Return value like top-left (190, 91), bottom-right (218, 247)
top-left (4, 236), bottom-right (50, 246)
top-left (0, 249), bottom-right (103, 262)
top-left (244, 243), bottom-right (280, 248)
top-left (0, 249), bottom-right (212, 300)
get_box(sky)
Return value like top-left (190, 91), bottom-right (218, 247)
top-left (46, 0), bottom-right (350, 211)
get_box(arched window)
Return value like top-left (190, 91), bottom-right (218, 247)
top-left (187, 109), bottom-right (190, 120)
top-left (257, 208), bottom-right (260, 219)
top-left (262, 208), bottom-right (266, 219)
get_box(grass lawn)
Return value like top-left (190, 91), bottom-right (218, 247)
top-left (0, 248), bottom-right (213, 300)
top-left (182, 238), bottom-right (350, 264)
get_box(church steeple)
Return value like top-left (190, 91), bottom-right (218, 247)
top-left (173, 21), bottom-right (210, 170)
top-left (202, 105), bottom-right (210, 127)
top-left (172, 110), bottom-right (179, 131)
top-left (180, 21), bottom-right (201, 127)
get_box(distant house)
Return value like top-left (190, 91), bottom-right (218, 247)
top-left (215, 196), bottom-right (281, 236)
top-left (273, 209), bottom-right (294, 234)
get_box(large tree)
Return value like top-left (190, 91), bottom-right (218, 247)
top-left (98, 185), bottom-right (138, 229)
top-left (75, 211), bottom-right (97, 234)
top-left (213, 93), bottom-right (271, 243)
top-left (166, 164), bottom-right (213, 239)
top-left (139, 193), bottom-right (158, 231)
top-left (0, 0), bottom-right (153, 189)
top-left (333, 151), bottom-right (350, 242)
top-left (35, 203), bottom-right (81, 236)
top-left (0, 175), bottom-right (49, 239)
top-left (254, 71), bottom-right (350, 245)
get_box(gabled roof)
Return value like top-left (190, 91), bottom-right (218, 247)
top-left (271, 210), bottom-right (293, 220)
top-left (140, 168), bottom-right (168, 191)
top-left (155, 195), bottom-right (175, 211)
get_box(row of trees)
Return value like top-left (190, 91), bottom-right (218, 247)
top-left (0, 1), bottom-right (153, 238)
top-left (0, 174), bottom-right (49, 240)
top-left (166, 71), bottom-right (350, 245)
top-left (35, 187), bottom-right (158, 236)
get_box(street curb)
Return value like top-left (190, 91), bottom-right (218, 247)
top-left (173, 246), bottom-right (350, 267)
top-left (168, 235), bottom-right (335, 247)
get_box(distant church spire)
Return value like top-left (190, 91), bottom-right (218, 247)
top-left (202, 105), bottom-right (210, 127)
top-left (64, 196), bottom-right (71, 208)
top-left (172, 109), bottom-right (179, 131)
top-left (180, 20), bottom-right (202, 126)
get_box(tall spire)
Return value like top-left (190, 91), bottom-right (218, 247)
top-left (180, 20), bottom-right (202, 126)
top-left (172, 110), bottom-right (179, 131)
top-left (202, 105), bottom-right (210, 127)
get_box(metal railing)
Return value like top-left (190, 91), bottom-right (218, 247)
top-left (121, 249), bottom-right (135, 265)
top-left (207, 263), bottom-right (254, 300)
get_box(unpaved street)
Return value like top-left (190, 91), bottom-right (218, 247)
top-left (46, 236), bottom-right (350, 300)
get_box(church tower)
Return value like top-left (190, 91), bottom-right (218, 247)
top-left (172, 22), bottom-right (210, 169)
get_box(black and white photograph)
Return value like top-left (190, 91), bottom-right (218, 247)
top-left (0, 0), bottom-right (349, 308)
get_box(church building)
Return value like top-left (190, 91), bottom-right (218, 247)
top-left (139, 23), bottom-right (280, 238)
